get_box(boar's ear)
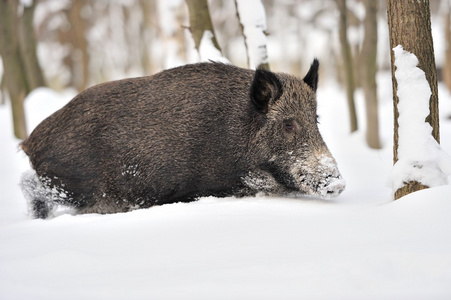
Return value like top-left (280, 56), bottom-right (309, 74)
top-left (303, 59), bottom-right (319, 92)
top-left (250, 68), bottom-right (283, 114)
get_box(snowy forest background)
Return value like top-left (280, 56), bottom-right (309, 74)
top-left (0, 0), bottom-right (449, 94)
top-left (1, 0), bottom-right (451, 299)
top-left (3, 0), bottom-right (450, 88)
top-left (1, 0), bottom-right (451, 146)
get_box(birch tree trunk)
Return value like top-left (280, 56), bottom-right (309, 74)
top-left (234, 0), bottom-right (270, 70)
top-left (337, 0), bottom-right (358, 132)
top-left (387, 0), bottom-right (439, 199)
top-left (361, 0), bottom-right (381, 149)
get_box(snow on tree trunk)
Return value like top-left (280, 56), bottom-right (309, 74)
top-left (185, 0), bottom-right (228, 64)
top-left (199, 30), bottom-right (230, 63)
top-left (387, 45), bottom-right (451, 196)
top-left (235, 0), bottom-right (269, 69)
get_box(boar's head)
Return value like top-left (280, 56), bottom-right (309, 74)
top-left (245, 60), bottom-right (345, 199)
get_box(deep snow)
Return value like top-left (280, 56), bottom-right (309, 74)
top-left (1, 75), bottom-right (451, 299)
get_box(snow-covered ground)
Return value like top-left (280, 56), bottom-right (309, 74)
top-left (1, 73), bottom-right (451, 299)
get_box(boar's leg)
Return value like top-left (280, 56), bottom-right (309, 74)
top-left (20, 171), bottom-right (54, 219)
top-left (20, 170), bottom-right (92, 218)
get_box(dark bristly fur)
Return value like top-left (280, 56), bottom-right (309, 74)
top-left (20, 61), bottom-right (345, 218)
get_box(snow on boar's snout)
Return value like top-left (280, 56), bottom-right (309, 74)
top-left (293, 152), bottom-right (345, 199)
top-left (20, 60), bottom-right (344, 219)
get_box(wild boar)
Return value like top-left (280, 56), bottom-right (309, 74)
top-left (20, 61), bottom-right (345, 218)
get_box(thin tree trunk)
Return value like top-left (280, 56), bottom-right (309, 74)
top-left (337, 0), bottom-right (358, 132)
top-left (444, 2), bottom-right (451, 93)
top-left (139, 0), bottom-right (153, 74)
top-left (361, 0), bottom-right (381, 149)
top-left (0, 76), bottom-right (6, 104)
top-left (0, 0), bottom-right (28, 139)
top-left (387, 0), bottom-right (439, 199)
top-left (18, 1), bottom-right (46, 90)
top-left (234, 0), bottom-right (270, 70)
top-left (234, 0), bottom-right (249, 68)
top-left (185, 0), bottom-right (222, 52)
top-left (65, 0), bottom-right (90, 92)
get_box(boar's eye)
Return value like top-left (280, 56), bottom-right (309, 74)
top-left (284, 120), bottom-right (296, 133)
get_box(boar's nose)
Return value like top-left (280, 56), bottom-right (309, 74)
top-left (321, 175), bottom-right (346, 199)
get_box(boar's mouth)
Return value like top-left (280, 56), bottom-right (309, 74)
top-left (259, 162), bottom-right (299, 192)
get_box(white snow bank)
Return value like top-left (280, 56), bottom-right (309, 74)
top-left (387, 45), bottom-right (451, 193)
top-left (1, 191), bottom-right (451, 300)
top-left (235, 0), bottom-right (269, 68)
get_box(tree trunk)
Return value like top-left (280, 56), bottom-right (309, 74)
top-left (387, 0), bottom-right (440, 199)
top-left (444, 2), bottom-right (451, 94)
top-left (18, 1), bottom-right (46, 90)
top-left (361, 0), bottom-right (381, 149)
top-left (234, 0), bottom-right (270, 70)
top-left (0, 0), bottom-right (28, 139)
top-left (139, 0), bottom-right (154, 74)
top-left (185, 0), bottom-right (222, 52)
top-left (337, 0), bottom-right (358, 133)
top-left (1, 76), bottom-right (6, 105)
top-left (234, 0), bottom-right (249, 68)
top-left (394, 181), bottom-right (429, 200)
top-left (63, 0), bottom-right (90, 92)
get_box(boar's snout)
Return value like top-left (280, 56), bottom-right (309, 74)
top-left (319, 173), bottom-right (346, 199)
top-left (294, 153), bottom-right (345, 199)
top-left (317, 155), bottom-right (345, 198)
